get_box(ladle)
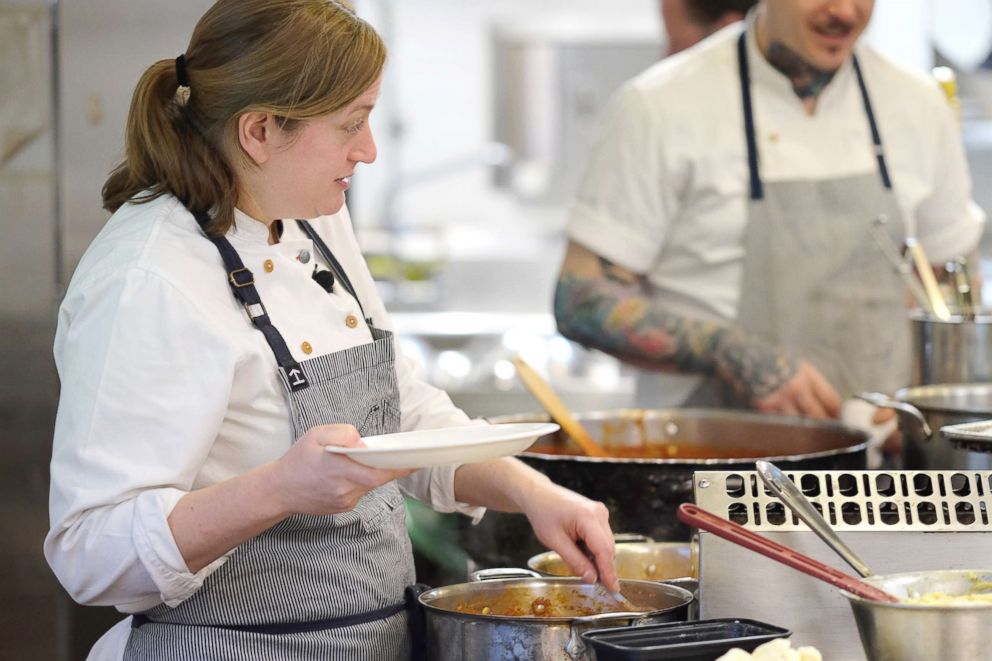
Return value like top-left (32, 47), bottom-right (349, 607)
top-left (756, 460), bottom-right (873, 578)
top-left (676, 503), bottom-right (898, 603)
top-left (510, 356), bottom-right (609, 458)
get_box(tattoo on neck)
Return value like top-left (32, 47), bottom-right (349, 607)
top-left (767, 41), bottom-right (836, 100)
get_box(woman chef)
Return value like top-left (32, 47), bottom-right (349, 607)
top-left (44, 1), bottom-right (619, 659)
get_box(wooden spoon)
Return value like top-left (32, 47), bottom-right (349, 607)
top-left (905, 237), bottom-right (951, 321)
top-left (510, 356), bottom-right (609, 458)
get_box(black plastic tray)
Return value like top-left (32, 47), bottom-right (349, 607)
top-left (581, 618), bottom-right (791, 661)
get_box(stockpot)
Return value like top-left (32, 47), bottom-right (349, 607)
top-left (462, 408), bottom-right (868, 568)
top-left (418, 569), bottom-right (693, 661)
top-left (911, 310), bottom-right (992, 385)
top-left (860, 384), bottom-right (992, 470)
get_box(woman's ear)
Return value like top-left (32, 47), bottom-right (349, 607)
top-left (238, 112), bottom-right (273, 166)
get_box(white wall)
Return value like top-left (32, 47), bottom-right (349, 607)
top-left (52, 0), bottom-right (992, 313)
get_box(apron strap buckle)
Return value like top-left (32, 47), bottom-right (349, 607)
top-left (243, 300), bottom-right (269, 321)
top-left (229, 267), bottom-right (255, 288)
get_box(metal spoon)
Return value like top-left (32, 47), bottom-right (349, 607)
top-left (756, 460), bottom-right (873, 577)
top-left (578, 540), bottom-right (634, 607)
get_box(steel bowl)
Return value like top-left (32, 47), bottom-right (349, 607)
top-left (841, 569), bottom-right (992, 661)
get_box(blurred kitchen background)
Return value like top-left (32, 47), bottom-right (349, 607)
top-left (4, 0), bottom-right (992, 657)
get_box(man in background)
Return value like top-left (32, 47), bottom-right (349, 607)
top-left (554, 0), bottom-right (983, 442)
top-left (661, 0), bottom-right (757, 55)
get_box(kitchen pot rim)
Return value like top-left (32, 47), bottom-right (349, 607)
top-left (521, 445), bottom-right (867, 464)
top-left (499, 407), bottom-right (869, 463)
top-left (840, 568), bottom-right (992, 610)
top-left (909, 309), bottom-right (992, 324)
top-left (417, 576), bottom-right (694, 622)
top-left (895, 384), bottom-right (992, 416)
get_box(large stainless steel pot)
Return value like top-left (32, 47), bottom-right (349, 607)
top-left (418, 571), bottom-right (693, 661)
top-left (861, 384), bottom-right (992, 470)
top-left (463, 409), bottom-right (867, 568)
top-left (841, 569), bottom-right (992, 661)
top-left (911, 310), bottom-right (992, 385)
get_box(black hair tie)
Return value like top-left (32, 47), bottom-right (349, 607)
top-left (175, 54), bottom-right (189, 87)
top-left (174, 54), bottom-right (191, 107)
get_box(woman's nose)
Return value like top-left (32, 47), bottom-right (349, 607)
top-left (352, 128), bottom-right (377, 164)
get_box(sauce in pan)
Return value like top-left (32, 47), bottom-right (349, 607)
top-left (449, 584), bottom-right (658, 618)
top-left (454, 594), bottom-right (651, 617)
top-left (530, 442), bottom-right (766, 460)
top-left (524, 410), bottom-right (768, 459)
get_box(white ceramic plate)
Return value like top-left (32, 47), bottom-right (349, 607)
top-left (323, 422), bottom-right (559, 469)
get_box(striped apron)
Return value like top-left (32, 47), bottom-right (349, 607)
top-left (124, 216), bottom-right (416, 661)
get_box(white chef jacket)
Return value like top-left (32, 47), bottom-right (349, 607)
top-left (568, 20), bottom-right (985, 326)
top-left (45, 194), bottom-right (484, 657)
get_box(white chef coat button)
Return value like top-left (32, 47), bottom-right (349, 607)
top-left (263, 259), bottom-right (275, 273)
top-left (345, 314), bottom-right (359, 329)
top-left (301, 341), bottom-right (313, 355)
top-left (768, 132), bottom-right (779, 143)
top-left (297, 250), bottom-right (311, 264)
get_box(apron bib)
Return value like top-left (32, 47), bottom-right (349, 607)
top-left (733, 32), bottom-right (910, 400)
top-left (639, 33), bottom-right (911, 407)
top-left (124, 217), bottom-right (416, 661)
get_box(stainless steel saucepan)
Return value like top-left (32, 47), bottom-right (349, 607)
top-left (859, 385), bottom-right (992, 469)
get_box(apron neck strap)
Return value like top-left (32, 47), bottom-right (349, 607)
top-left (736, 31), bottom-right (893, 201)
top-left (193, 210), bottom-right (310, 391)
top-left (851, 55), bottom-right (893, 190)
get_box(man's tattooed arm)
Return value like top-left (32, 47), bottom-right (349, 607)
top-left (552, 241), bottom-right (796, 403)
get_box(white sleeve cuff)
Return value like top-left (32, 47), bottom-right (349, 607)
top-left (398, 464), bottom-right (486, 524)
top-left (430, 464), bottom-right (486, 524)
top-left (132, 489), bottom-right (233, 607)
top-left (567, 204), bottom-right (659, 274)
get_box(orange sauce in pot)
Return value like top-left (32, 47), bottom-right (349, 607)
top-left (529, 442), bottom-right (767, 460)
top-left (524, 410), bottom-right (769, 459)
top-left (453, 592), bottom-right (652, 618)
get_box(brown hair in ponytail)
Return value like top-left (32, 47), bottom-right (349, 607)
top-left (101, 0), bottom-right (386, 237)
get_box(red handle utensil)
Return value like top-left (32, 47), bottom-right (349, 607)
top-left (677, 503), bottom-right (899, 604)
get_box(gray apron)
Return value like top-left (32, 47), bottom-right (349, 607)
top-left (733, 32), bottom-right (910, 401)
top-left (124, 216), bottom-right (416, 661)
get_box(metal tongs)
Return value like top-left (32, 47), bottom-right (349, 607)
top-left (756, 460), bottom-right (873, 577)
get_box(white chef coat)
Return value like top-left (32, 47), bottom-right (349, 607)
top-left (45, 194), bottom-right (484, 658)
top-left (567, 20), bottom-right (985, 326)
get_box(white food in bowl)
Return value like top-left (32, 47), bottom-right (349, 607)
top-left (716, 638), bottom-right (822, 661)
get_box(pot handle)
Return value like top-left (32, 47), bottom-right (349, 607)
top-left (469, 567), bottom-right (541, 582)
top-left (856, 392), bottom-right (933, 438)
top-left (614, 533), bottom-right (654, 544)
top-left (565, 612), bottom-right (651, 660)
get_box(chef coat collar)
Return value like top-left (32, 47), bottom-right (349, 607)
top-left (743, 10), bottom-right (857, 115)
top-left (230, 207), bottom-right (276, 244)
